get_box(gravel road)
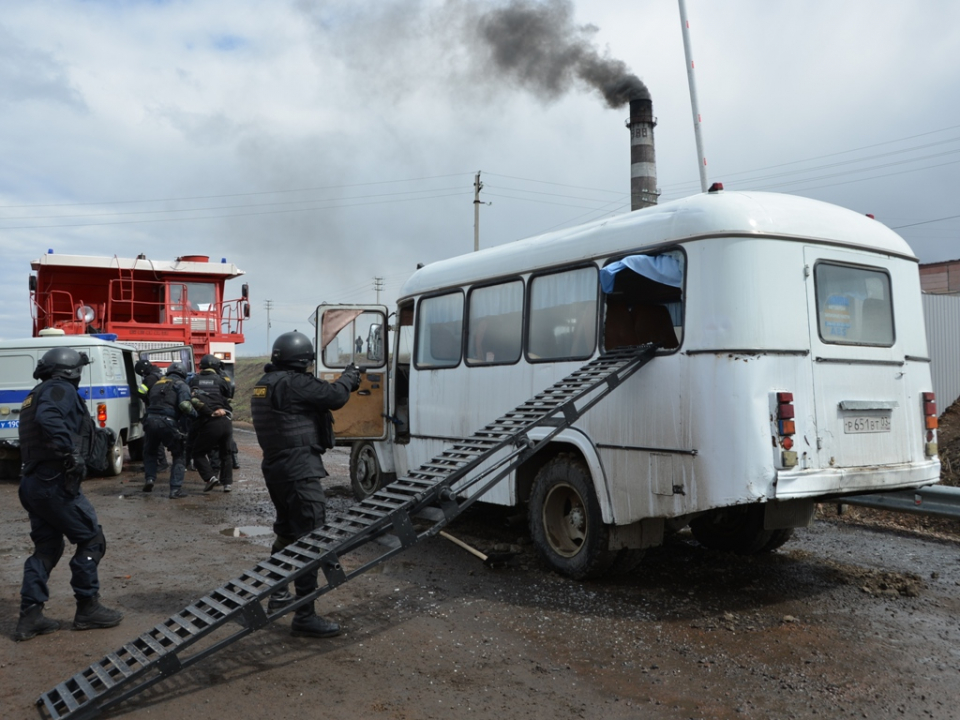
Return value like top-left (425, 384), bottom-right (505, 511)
top-left (1, 427), bottom-right (958, 720)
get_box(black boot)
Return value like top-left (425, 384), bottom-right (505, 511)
top-left (15, 604), bottom-right (60, 641)
top-left (73, 595), bottom-right (123, 630)
top-left (290, 602), bottom-right (340, 638)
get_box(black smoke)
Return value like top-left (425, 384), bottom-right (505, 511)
top-left (468, 0), bottom-right (649, 107)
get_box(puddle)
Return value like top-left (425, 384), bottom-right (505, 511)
top-left (220, 526), bottom-right (273, 538)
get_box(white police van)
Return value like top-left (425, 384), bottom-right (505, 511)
top-left (0, 333), bottom-right (152, 480)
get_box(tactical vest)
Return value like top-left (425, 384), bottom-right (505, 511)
top-left (251, 371), bottom-right (332, 454)
top-left (18, 381), bottom-right (83, 465)
top-left (146, 377), bottom-right (182, 417)
top-left (190, 371), bottom-right (230, 413)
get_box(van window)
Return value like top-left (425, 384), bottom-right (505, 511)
top-left (0, 354), bottom-right (36, 388)
top-left (815, 263), bottom-right (894, 346)
top-left (416, 292), bottom-right (464, 368)
top-left (467, 280), bottom-right (523, 365)
top-left (527, 267), bottom-right (597, 361)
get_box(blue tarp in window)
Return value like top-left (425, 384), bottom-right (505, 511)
top-left (600, 254), bottom-right (683, 294)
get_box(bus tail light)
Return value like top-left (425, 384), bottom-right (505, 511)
top-left (922, 392), bottom-right (938, 457)
top-left (97, 403), bottom-right (107, 428)
top-left (777, 392), bottom-right (798, 467)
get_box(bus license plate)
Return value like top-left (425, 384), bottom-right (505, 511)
top-left (843, 416), bottom-right (891, 434)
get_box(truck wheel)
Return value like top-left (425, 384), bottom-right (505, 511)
top-left (103, 433), bottom-right (125, 477)
top-left (689, 505), bottom-right (776, 555)
top-left (127, 437), bottom-right (144, 462)
top-left (350, 442), bottom-right (384, 500)
top-left (528, 454), bottom-right (610, 580)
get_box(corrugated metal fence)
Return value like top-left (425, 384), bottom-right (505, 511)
top-left (922, 292), bottom-right (960, 409)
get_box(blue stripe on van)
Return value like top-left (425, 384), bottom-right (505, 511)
top-left (0, 386), bottom-right (131, 404)
top-left (0, 419), bottom-right (19, 429)
top-left (78, 385), bottom-right (131, 400)
top-left (0, 389), bottom-right (31, 403)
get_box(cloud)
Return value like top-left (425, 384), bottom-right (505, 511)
top-left (0, 24), bottom-right (87, 110)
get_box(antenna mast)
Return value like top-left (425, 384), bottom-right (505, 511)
top-left (678, 0), bottom-right (709, 193)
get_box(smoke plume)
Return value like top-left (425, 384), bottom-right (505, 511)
top-left (468, 0), bottom-right (649, 107)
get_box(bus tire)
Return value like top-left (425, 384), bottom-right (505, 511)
top-left (758, 527), bottom-right (794, 553)
top-left (528, 454), bottom-right (610, 580)
top-left (127, 437), bottom-right (144, 462)
top-left (689, 504), bottom-right (776, 555)
top-left (350, 441), bottom-right (384, 500)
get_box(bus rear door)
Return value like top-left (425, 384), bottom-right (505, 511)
top-left (315, 304), bottom-right (389, 441)
top-left (803, 247), bottom-right (917, 479)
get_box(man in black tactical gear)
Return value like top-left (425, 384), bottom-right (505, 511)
top-left (251, 331), bottom-right (361, 638)
top-left (189, 354), bottom-right (235, 492)
top-left (135, 358), bottom-right (169, 471)
top-left (15, 347), bottom-right (123, 641)
top-left (142, 362), bottom-right (196, 498)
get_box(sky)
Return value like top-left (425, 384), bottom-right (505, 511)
top-left (2, 0), bottom-right (959, 355)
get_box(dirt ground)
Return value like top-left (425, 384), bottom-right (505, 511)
top-left (2, 427), bottom-right (959, 720)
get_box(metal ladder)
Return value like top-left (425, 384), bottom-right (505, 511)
top-left (38, 345), bottom-right (658, 720)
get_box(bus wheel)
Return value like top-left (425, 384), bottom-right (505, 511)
top-left (350, 442), bottom-right (383, 500)
top-left (689, 505), bottom-right (776, 555)
top-left (758, 527), bottom-right (794, 553)
top-left (528, 455), bottom-right (609, 580)
top-left (127, 437), bottom-right (144, 462)
top-left (104, 434), bottom-right (124, 477)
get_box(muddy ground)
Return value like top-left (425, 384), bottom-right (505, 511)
top-left (1, 427), bottom-right (959, 720)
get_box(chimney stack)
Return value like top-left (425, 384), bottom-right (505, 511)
top-left (627, 97), bottom-right (658, 210)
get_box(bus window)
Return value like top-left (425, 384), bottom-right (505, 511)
top-left (815, 263), bottom-right (894, 346)
top-left (415, 292), bottom-right (464, 368)
top-left (601, 252), bottom-right (683, 352)
top-left (467, 280), bottom-right (523, 365)
top-left (527, 267), bottom-right (597, 361)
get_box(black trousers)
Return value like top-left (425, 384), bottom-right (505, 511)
top-left (19, 472), bottom-right (105, 609)
top-left (191, 416), bottom-right (234, 486)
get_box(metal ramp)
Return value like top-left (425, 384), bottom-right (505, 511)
top-left (38, 345), bottom-right (658, 719)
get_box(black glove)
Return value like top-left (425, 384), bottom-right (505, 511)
top-left (63, 450), bottom-right (86, 496)
top-left (339, 364), bottom-right (361, 392)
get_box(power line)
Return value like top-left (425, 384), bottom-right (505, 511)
top-left (0, 172), bottom-right (475, 210)
top-left (0, 191), bottom-right (473, 231)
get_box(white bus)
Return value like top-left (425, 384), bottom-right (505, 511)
top-left (315, 189), bottom-right (941, 578)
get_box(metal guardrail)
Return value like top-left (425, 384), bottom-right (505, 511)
top-left (841, 484), bottom-right (960, 520)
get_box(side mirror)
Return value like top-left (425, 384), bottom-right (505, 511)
top-left (243, 302), bottom-right (250, 319)
top-left (29, 275), bottom-right (37, 292)
top-left (242, 283), bottom-right (249, 299)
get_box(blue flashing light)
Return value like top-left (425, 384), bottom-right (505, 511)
top-left (92, 333), bottom-right (119, 342)
top-left (221, 258), bottom-right (227, 263)
top-left (48, 248), bottom-right (54, 254)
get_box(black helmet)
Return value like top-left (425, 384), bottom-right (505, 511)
top-left (34, 347), bottom-right (89, 381)
top-left (166, 362), bottom-right (188, 379)
top-left (199, 354), bottom-right (221, 371)
top-left (271, 331), bottom-right (315, 370)
top-left (134, 358), bottom-right (153, 376)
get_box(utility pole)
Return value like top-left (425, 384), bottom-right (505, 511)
top-left (264, 299), bottom-right (273, 352)
top-left (373, 276), bottom-right (384, 304)
top-left (473, 170), bottom-right (483, 252)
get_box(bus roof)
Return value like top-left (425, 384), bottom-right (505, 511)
top-left (399, 191), bottom-right (916, 299)
top-left (30, 253), bottom-right (244, 278)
